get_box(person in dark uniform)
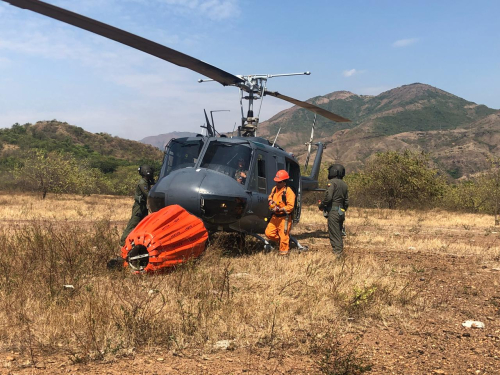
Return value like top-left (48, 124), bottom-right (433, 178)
top-left (119, 165), bottom-right (155, 246)
top-left (234, 158), bottom-right (248, 184)
top-left (319, 164), bottom-right (349, 257)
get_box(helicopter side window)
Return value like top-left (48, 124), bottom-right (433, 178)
top-left (200, 142), bottom-right (251, 181)
top-left (285, 158), bottom-right (299, 186)
top-left (161, 139), bottom-right (204, 177)
top-left (257, 153), bottom-right (267, 194)
top-left (285, 158), bottom-right (301, 219)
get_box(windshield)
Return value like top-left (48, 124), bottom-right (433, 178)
top-left (160, 138), bottom-right (204, 177)
top-left (200, 141), bottom-right (252, 184)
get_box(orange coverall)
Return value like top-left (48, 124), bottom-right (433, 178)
top-left (265, 186), bottom-right (296, 254)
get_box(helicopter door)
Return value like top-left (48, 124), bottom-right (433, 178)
top-left (285, 158), bottom-right (302, 223)
top-left (247, 151), bottom-right (270, 223)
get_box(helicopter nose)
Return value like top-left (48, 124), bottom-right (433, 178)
top-left (148, 168), bottom-right (206, 216)
top-left (148, 168), bottom-right (248, 225)
top-left (198, 170), bottom-right (248, 225)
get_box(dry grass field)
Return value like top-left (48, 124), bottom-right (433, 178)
top-left (0, 192), bottom-right (499, 374)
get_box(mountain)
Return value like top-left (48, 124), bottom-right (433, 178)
top-left (0, 120), bottom-right (163, 173)
top-left (256, 83), bottom-right (499, 178)
top-left (141, 131), bottom-right (198, 149)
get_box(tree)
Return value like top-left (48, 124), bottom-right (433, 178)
top-left (477, 158), bottom-right (500, 224)
top-left (13, 149), bottom-right (106, 198)
top-left (361, 150), bottom-right (446, 209)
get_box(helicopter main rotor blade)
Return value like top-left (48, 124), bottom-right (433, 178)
top-left (2, 0), bottom-right (244, 87)
top-left (264, 90), bottom-right (350, 123)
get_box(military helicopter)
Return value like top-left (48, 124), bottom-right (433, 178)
top-left (3, 0), bottom-right (350, 250)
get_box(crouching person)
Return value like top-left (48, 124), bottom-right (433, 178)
top-left (265, 170), bottom-right (296, 256)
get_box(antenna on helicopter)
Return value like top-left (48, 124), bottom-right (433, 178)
top-left (304, 114), bottom-right (317, 173)
top-left (202, 109), bottom-right (215, 137)
top-left (231, 122), bottom-right (237, 138)
top-left (272, 127), bottom-right (282, 147)
top-left (210, 110), bottom-right (230, 136)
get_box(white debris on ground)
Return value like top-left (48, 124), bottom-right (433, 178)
top-left (214, 340), bottom-right (235, 350)
top-left (462, 320), bottom-right (485, 329)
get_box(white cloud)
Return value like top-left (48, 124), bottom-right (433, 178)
top-left (343, 69), bottom-right (357, 77)
top-left (392, 38), bottom-right (419, 48)
top-left (342, 69), bottom-right (366, 78)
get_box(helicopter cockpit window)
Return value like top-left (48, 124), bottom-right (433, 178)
top-left (200, 142), bottom-right (252, 183)
top-left (161, 139), bottom-right (204, 177)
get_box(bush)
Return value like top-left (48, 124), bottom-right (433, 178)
top-left (349, 150), bottom-right (447, 209)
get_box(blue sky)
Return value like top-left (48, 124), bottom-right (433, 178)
top-left (0, 0), bottom-right (499, 140)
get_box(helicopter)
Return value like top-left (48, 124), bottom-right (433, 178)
top-left (2, 0), bottom-right (351, 250)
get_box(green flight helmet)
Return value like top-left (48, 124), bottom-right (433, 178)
top-left (138, 165), bottom-right (154, 180)
top-left (328, 164), bottom-right (345, 179)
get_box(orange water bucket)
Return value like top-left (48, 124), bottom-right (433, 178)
top-left (120, 205), bottom-right (208, 272)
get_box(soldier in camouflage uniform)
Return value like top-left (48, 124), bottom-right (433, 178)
top-left (319, 164), bottom-right (349, 256)
top-left (119, 165), bottom-right (156, 246)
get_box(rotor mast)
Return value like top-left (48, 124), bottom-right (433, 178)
top-left (200, 71), bottom-right (311, 137)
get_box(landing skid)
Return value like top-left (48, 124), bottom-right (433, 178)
top-left (245, 233), bottom-right (273, 252)
top-left (290, 236), bottom-right (309, 252)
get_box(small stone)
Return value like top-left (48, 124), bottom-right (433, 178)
top-left (487, 316), bottom-right (494, 321)
top-left (34, 362), bottom-right (46, 369)
top-left (463, 333), bottom-right (471, 337)
top-left (214, 340), bottom-right (234, 350)
top-left (419, 277), bottom-right (426, 281)
top-left (157, 357), bottom-right (164, 362)
top-left (5, 356), bottom-right (15, 362)
top-left (408, 246), bottom-right (416, 250)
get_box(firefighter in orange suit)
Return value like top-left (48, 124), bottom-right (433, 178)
top-left (265, 170), bottom-right (296, 255)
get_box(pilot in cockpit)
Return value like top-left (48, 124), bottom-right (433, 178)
top-left (234, 157), bottom-right (248, 184)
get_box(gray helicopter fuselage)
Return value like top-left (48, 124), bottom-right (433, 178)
top-left (148, 135), bottom-right (305, 234)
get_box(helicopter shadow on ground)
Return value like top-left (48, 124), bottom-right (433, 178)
top-left (207, 230), bottom-right (329, 257)
top-left (208, 232), bottom-right (272, 257)
top-left (291, 230), bottom-right (328, 241)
